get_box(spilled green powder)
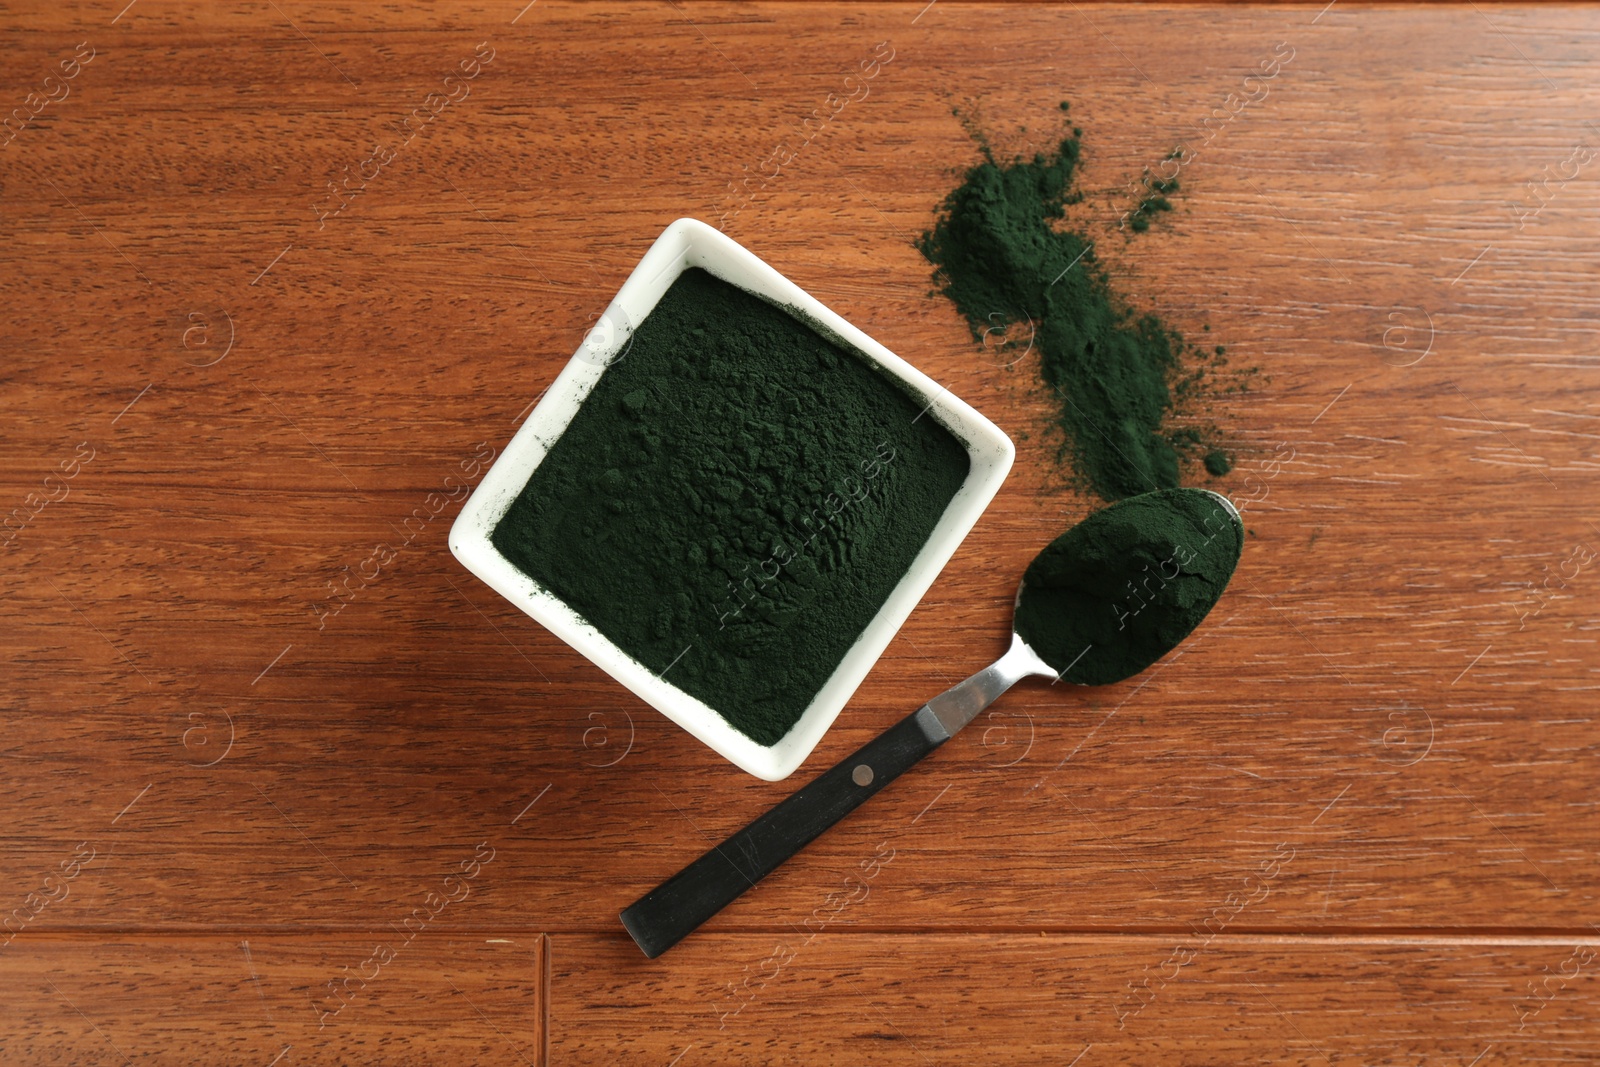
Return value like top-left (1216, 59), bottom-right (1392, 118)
top-left (918, 117), bottom-right (1231, 499)
top-left (1128, 176), bottom-right (1179, 233)
top-left (491, 268), bottom-right (970, 746)
top-left (1014, 488), bottom-right (1241, 685)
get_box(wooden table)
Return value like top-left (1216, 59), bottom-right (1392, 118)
top-left (4, 2), bottom-right (1598, 1062)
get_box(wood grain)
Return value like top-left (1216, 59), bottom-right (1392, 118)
top-left (4, 1), bottom-right (1599, 1062)
top-left (5, 934), bottom-right (548, 1064)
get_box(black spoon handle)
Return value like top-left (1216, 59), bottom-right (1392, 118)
top-left (619, 706), bottom-right (948, 958)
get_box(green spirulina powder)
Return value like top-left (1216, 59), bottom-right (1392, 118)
top-left (492, 268), bottom-right (970, 746)
top-left (918, 122), bottom-right (1230, 499)
top-left (1014, 488), bottom-right (1242, 685)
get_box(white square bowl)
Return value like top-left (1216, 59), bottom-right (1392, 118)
top-left (449, 218), bottom-right (1013, 781)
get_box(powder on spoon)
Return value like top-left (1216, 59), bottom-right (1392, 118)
top-left (1013, 488), bottom-right (1241, 685)
top-left (492, 268), bottom-right (971, 747)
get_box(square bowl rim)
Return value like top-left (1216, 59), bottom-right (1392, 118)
top-left (449, 217), bottom-right (1014, 780)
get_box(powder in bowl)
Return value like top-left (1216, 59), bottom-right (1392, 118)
top-left (491, 268), bottom-right (971, 746)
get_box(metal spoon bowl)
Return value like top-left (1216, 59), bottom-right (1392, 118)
top-left (926, 488), bottom-right (1240, 735)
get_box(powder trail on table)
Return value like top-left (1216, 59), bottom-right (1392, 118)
top-left (1013, 488), bottom-right (1241, 686)
top-left (918, 115), bottom-right (1236, 499)
top-left (492, 268), bottom-right (970, 747)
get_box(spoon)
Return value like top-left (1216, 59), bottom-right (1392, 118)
top-left (621, 488), bottom-right (1244, 957)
